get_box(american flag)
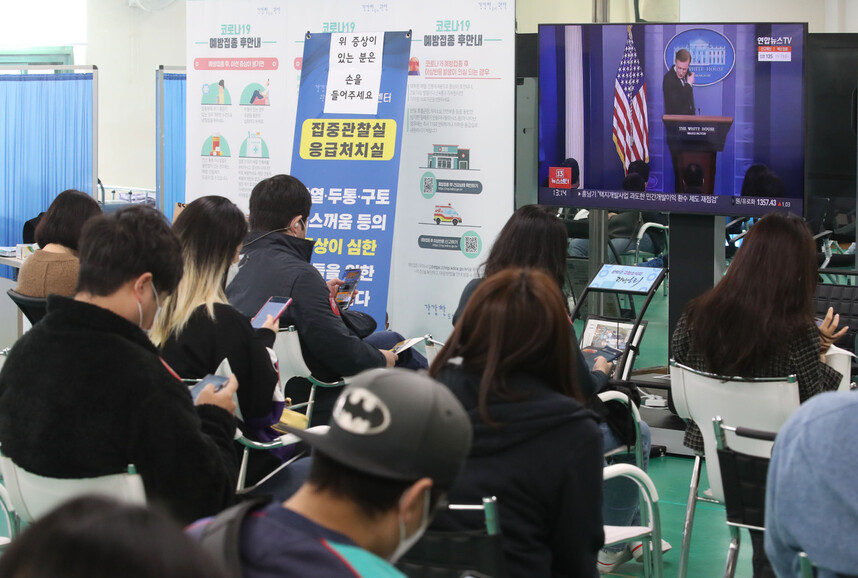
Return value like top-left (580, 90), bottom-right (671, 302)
top-left (612, 26), bottom-right (649, 171)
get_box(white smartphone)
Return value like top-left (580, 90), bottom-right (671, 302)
top-left (251, 296), bottom-right (292, 329)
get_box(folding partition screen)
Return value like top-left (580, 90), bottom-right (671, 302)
top-left (156, 67), bottom-right (186, 223)
top-left (0, 65), bottom-right (98, 280)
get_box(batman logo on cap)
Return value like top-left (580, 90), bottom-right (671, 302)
top-left (333, 387), bottom-right (391, 435)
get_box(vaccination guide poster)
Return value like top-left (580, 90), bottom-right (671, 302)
top-left (187, 0), bottom-right (515, 340)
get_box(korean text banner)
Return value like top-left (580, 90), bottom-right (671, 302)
top-left (185, 0), bottom-right (291, 213)
top-left (290, 32), bottom-right (410, 327)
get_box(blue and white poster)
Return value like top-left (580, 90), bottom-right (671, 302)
top-left (290, 31), bottom-right (410, 327)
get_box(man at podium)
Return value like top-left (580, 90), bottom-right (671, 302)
top-left (663, 49), bottom-right (695, 116)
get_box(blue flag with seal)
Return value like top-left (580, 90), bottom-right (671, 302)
top-left (290, 31), bottom-right (410, 328)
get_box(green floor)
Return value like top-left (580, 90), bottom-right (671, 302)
top-left (607, 455), bottom-right (755, 578)
top-left (575, 280), bottom-right (758, 577)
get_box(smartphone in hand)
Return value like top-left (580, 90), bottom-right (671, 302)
top-left (251, 296), bottom-right (292, 329)
top-left (190, 374), bottom-right (229, 401)
top-left (335, 269), bottom-right (362, 310)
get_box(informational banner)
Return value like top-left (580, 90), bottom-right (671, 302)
top-left (387, 3), bottom-right (515, 342)
top-left (186, 1), bottom-right (516, 342)
top-left (185, 0), bottom-right (292, 212)
top-left (290, 32), bottom-right (410, 327)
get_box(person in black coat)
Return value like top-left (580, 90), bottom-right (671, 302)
top-left (0, 206), bottom-right (239, 525)
top-left (225, 175), bottom-right (402, 426)
top-left (151, 196), bottom-right (287, 487)
top-left (663, 48), bottom-right (695, 116)
top-left (431, 268), bottom-right (604, 577)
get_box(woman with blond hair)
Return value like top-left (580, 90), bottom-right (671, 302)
top-left (151, 195), bottom-right (286, 485)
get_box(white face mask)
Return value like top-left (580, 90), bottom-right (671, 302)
top-left (388, 488), bottom-right (432, 564)
top-left (137, 282), bottom-right (162, 331)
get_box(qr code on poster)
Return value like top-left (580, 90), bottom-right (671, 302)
top-left (422, 177), bottom-right (434, 195)
top-left (463, 235), bottom-right (479, 255)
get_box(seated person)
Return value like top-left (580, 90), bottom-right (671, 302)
top-left (672, 211), bottom-right (844, 575)
top-left (151, 196), bottom-right (287, 487)
top-left (0, 205), bottom-right (239, 525)
top-left (451, 207), bottom-right (667, 572)
top-left (16, 189), bottom-right (102, 297)
top-left (226, 174), bottom-right (424, 426)
top-left (0, 496), bottom-right (228, 578)
top-left (432, 268), bottom-right (605, 577)
top-left (765, 390), bottom-right (858, 578)
top-left (188, 368), bottom-right (472, 578)
top-left (567, 173), bottom-right (665, 261)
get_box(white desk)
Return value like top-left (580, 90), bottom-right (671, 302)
top-left (0, 257), bottom-right (24, 269)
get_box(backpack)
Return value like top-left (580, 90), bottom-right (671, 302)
top-left (198, 496), bottom-right (272, 578)
top-left (587, 380), bottom-right (642, 448)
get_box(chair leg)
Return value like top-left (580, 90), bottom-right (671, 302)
top-left (641, 537), bottom-right (653, 578)
top-left (678, 455), bottom-right (702, 578)
top-left (723, 525), bottom-right (741, 578)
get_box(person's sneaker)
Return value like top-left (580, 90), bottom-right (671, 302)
top-left (597, 546), bottom-right (633, 573)
top-left (630, 538), bottom-right (673, 562)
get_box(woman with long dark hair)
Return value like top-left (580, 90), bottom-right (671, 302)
top-left (673, 211), bottom-right (844, 577)
top-left (452, 205), bottom-right (666, 572)
top-left (151, 196), bottom-right (287, 486)
top-left (431, 268), bottom-right (604, 577)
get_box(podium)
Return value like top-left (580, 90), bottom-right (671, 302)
top-left (663, 115), bottom-right (733, 195)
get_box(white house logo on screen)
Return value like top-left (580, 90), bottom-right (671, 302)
top-left (664, 28), bottom-right (735, 87)
top-left (333, 387), bottom-right (390, 434)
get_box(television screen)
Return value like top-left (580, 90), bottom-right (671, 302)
top-left (538, 23), bottom-right (806, 217)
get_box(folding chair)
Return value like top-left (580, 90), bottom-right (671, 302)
top-left (713, 417), bottom-right (777, 578)
top-left (603, 464), bottom-right (664, 578)
top-left (6, 289), bottom-right (48, 325)
top-left (398, 496), bottom-right (506, 578)
top-left (234, 426), bottom-right (329, 494)
top-left (422, 335), bottom-right (445, 365)
top-left (0, 452), bottom-right (145, 542)
top-left (598, 390), bottom-right (644, 469)
top-left (669, 361), bottom-right (800, 578)
top-left (272, 325), bottom-right (353, 425)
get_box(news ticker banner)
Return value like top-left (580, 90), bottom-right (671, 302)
top-left (537, 185), bottom-right (803, 218)
top-left (289, 31), bottom-right (410, 327)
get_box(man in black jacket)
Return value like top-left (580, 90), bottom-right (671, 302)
top-left (663, 48), bottom-right (695, 116)
top-left (226, 175), bottom-right (396, 425)
top-left (0, 206), bottom-right (239, 524)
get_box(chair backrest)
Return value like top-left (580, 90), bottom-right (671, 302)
top-left (0, 456), bottom-right (145, 523)
top-left (814, 283), bottom-right (858, 354)
top-left (398, 497), bottom-right (506, 578)
top-left (272, 325), bottom-right (312, 390)
top-left (669, 361), bottom-right (800, 502)
top-left (713, 418), bottom-right (776, 530)
top-left (6, 289), bottom-right (48, 325)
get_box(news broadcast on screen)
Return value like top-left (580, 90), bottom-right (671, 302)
top-left (538, 23), bottom-right (807, 217)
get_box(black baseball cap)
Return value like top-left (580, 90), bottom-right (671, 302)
top-left (285, 368), bottom-right (472, 487)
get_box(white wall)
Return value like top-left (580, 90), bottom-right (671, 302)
top-left (81, 0), bottom-right (858, 190)
top-left (679, 0), bottom-right (858, 33)
top-left (86, 0), bottom-right (186, 190)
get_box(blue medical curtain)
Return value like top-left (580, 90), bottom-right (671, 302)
top-left (158, 73), bottom-right (186, 222)
top-left (0, 73), bottom-right (94, 280)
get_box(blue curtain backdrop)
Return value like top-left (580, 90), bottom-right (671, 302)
top-left (158, 73), bottom-right (186, 222)
top-left (0, 73), bottom-right (93, 280)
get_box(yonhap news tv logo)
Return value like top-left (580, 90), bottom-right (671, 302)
top-left (664, 28), bottom-right (735, 87)
top-left (549, 166), bottom-right (572, 188)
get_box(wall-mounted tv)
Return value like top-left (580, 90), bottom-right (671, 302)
top-left (538, 23), bottom-right (806, 217)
